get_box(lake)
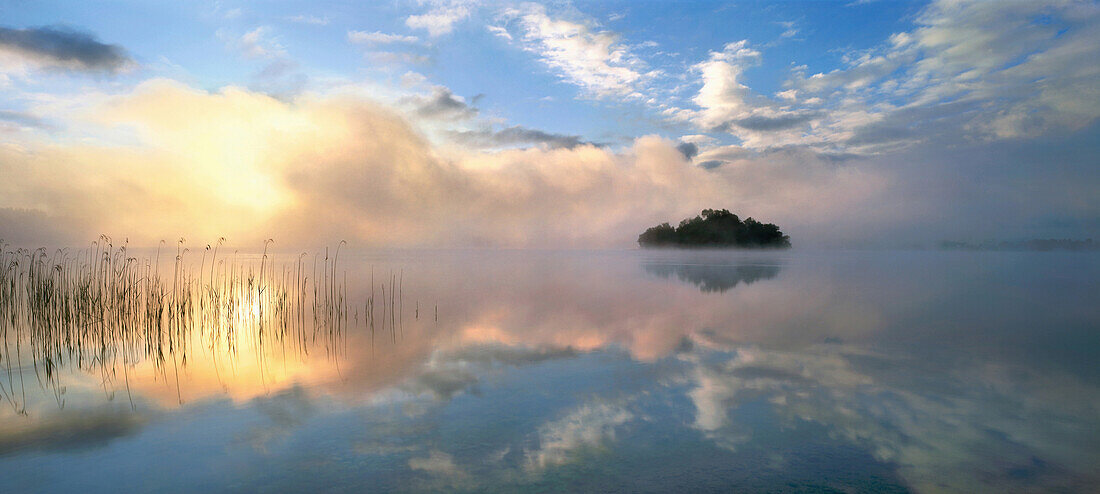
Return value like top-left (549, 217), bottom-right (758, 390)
top-left (1, 247), bottom-right (1098, 492)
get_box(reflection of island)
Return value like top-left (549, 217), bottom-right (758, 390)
top-left (643, 261), bottom-right (781, 292)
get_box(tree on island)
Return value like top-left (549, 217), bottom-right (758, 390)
top-left (638, 209), bottom-right (790, 248)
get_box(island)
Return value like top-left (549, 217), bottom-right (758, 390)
top-left (638, 209), bottom-right (791, 248)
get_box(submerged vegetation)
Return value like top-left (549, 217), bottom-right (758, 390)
top-left (0, 236), bottom-right (417, 414)
top-left (638, 209), bottom-right (790, 248)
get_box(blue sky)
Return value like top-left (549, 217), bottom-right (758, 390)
top-left (1, 0), bottom-right (1098, 247)
top-left (0, 0), bottom-right (930, 145)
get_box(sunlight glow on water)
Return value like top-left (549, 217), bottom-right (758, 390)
top-left (1, 248), bottom-right (1098, 492)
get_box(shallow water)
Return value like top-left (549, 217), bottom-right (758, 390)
top-left (1, 248), bottom-right (1098, 493)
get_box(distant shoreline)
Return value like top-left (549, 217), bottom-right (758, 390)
top-left (940, 239), bottom-right (1098, 252)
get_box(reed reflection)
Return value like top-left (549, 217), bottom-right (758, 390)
top-left (0, 248), bottom-right (1098, 493)
top-left (0, 237), bottom-right (394, 413)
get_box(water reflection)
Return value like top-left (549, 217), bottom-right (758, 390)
top-left (643, 259), bottom-right (781, 292)
top-left (0, 248), bottom-right (1098, 492)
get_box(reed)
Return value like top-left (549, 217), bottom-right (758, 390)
top-left (0, 237), bottom-right (387, 414)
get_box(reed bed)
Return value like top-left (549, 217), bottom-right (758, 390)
top-left (0, 236), bottom-right (410, 414)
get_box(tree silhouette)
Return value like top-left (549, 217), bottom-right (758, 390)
top-left (638, 209), bottom-right (790, 248)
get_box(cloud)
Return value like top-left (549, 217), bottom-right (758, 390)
top-left (406, 0), bottom-right (473, 37)
top-left (675, 142), bottom-right (698, 160)
top-left (448, 125), bottom-right (589, 149)
top-left (0, 77), bottom-right (871, 247)
top-left (365, 50), bottom-right (430, 66)
top-left (2, 77), bottom-right (1094, 249)
top-left (286, 15), bottom-right (330, 26)
top-left (405, 86), bottom-right (477, 120)
top-left (229, 26), bottom-right (287, 60)
top-left (347, 31), bottom-right (420, 45)
top-left (524, 402), bottom-right (633, 470)
top-left (486, 25), bottom-right (511, 41)
top-left (688, 40), bottom-right (828, 149)
top-left (695, 0), bottom-right (1100, 154)
top-left (0, 25), bottom-right (132, 73)
top-left (726, 112), bottom-right (820, 131)
top-left (0, 109), bottom-right (48, 130)
top-left (499, 4), bottom-right (648, 99)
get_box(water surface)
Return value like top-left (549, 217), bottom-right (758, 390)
top-left (1, 248), bottom-right (1098, 492)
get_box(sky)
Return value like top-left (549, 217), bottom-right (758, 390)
top-left (0, 0), bottom-right (1098, 248)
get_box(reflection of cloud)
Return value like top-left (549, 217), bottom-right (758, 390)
top-left (409, 449), bottom-right (463, 476)
top-left (525, 402), bottom-right (633, 470)
top-left (404, 344), bottom-right (580, 400)
top-left (241, 385), bottom-right (318, 452)
top-left (405, 368), bottom-right (479, 400)
top-left (0, 407), bottom-right (146, 456)
top-left (684, 344), bottom-right (1100, 493)
top-left (442, 344), bottom-right (579, 366)
top-left (643, 262), bottom-right (781, 293)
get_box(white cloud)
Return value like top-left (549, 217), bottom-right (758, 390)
top-left (687, 0), bottom-right (1100, 155)
top-left (406, 0), bottom-right (473, 37)
top-left (486, 25), bottom-right (511, 41)
top-left (777, 20), bottom-right (799, 38)
top-left (811, 0), bottom-right (1097, 149)
top-left (347, 31), bottom-right (420, 45)
top-left (499, 4), bottom-right (648, 99)
top-left (286, 14), bottom-right (330, 26)
top-left (231, 27), bottom-right (287, 60)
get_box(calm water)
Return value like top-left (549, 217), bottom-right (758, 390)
top-left (1, 249), bottom-right (1098, 493)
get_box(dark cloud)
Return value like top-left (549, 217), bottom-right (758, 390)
top-left (725, 112), bottom-right (818, 132)
top-left (0, 110), bottom-right (49, 130)
top-left (0, 25), bottom-right (132, 73)
top-left (815, 151), bottom-right (863, 163)
top-left (676, 142), bottom-right (699, 160)
top-left (844, 100), bottom-right (983, 148)
top-left (409, 87), bottom-right (477, 120)
top-left (449, 125), bottom-right (593, 149)
top-left (697, 160), bottom-right (724, 170)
